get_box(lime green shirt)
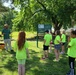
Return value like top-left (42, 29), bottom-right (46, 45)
top-left (54, 35), bottom-right (60, 44)
top-left (44, 34), bottom-right (52, 46)
top-left (67, 38), bottom-right (76, 58)
top-left (14, 41), bottom-right (28, 59)
top-left (61, 34), bottom-right (66, 43)
top-left (70, 37), bottom-right (73, 42)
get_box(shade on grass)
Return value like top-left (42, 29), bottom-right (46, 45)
top-left (0, 32), bottom-right (76, 75)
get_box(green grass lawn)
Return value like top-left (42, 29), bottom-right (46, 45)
top-left (0, 32), bottom-right (76, 75)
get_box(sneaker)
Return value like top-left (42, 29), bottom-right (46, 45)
top-left (60, 51), bottom-right (65, 54)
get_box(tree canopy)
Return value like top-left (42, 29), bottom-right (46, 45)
top-left (1, 0), bottom-right (76, 31)
top-left (0, 0), bottom-right (9, 12)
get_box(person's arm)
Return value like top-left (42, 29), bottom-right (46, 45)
top-left (9, 29), bottom-right (11, 34)
top-left (68, 45), bottom-right (71, 48)
top-left (44, 39), bottom-right (46, 45)
top-left (13, 41), bottom-right (17, 52)
top-left (68, 36), bottom-right (70, 43)
top-left (26, 48), bottom-right (29, 58)
top-left (2, 30), bottom-right (4, 35)
top-left (61, 34), bottom-right (63, 42)
top-left (43, 35), bottom-right (46, 45)
top-left (25, 41), bottom-right (29, 58)
top-left (61, 36), bottom-right (62, 41)
top-left (57, 36), bottom-right (61, 43)
top-left (50, 35), bottom-right (52, 44)
top-left (57, 40), bottom-right (61, 43)
top-left (68, 39), bottom-right (73, 48)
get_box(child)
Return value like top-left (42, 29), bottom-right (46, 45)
top-left (14, 31), bottom-right (29, 75)
top-left (60, 30), bottom-right (66, 54)
top-left (49, 31), bottom-right (53, 52)
top-left (42, 30), bottom-right (52, 59)
top-left (53, 30), bottom-right (61, 61)
top-left (67, 30), bottom-right (76, 75)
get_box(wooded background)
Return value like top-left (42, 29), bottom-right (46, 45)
top-left (0, 0), bottom-right (76, 31)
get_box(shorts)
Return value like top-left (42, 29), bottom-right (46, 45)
top-left (43, 45), bottom-right (49, 50)
top-left (17, 59), bottom-right (26, 65)
top-left (61, 42), bottom-right (66, 46)
top-left (54, 44), bottom-right (61, 50)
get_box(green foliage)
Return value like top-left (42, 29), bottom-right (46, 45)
top-left (0, 1), bottom-right (9, 12)
top-left (0, 11), bottom-right (15, 30)
top-left (12, 0), bottom-right (76, 31)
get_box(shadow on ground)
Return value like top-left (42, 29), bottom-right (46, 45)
top-left (0, 49), bottom-right (76, 75)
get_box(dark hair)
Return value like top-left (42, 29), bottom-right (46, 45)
top-left (71, 29), bottom-right (76, 35)
top-left (45, 30), bottom-right (49, 33)
top-left (56, 30), bottom-right (60, 35)
top-left (62, 31), bottom-right (65, 34)
top-left (17, 31), bottom-right (26, 50)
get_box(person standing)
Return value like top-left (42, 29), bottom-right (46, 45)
top-left (42, 30), bottom-right (52, 59)
top-left (49, 31), bottom-right (53, 52)
top-left (67, 30), bottom-right (76, 75)
top-left (2, 24), bottom-right (12, 51)
top-left (60, 30), bottom-right (66, 54)
top-left (14, 31), bottom-right (29, 75)
top-left (53, 30), bottom-right (61, 61)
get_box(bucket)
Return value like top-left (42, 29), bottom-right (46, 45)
top-left (0, 43), bottom-right (5, 49)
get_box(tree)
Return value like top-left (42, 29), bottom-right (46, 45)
top-left (0, 0), bottom-right (9, 12)
top-left (11, 0), bottom-right (76, 31)
top-left (0, 0), bottom-right (10, 30)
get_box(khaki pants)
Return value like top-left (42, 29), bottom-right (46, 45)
top-left (4, 39), bottom-right (12, 50)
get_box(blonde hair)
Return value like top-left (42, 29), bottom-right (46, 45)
top-left (4, 24), bottom-right (8, 29)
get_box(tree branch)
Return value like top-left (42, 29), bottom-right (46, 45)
top-left (37, 0), bottom-right (46, 11)
top-left (32, 9), bottom-right (43, 16)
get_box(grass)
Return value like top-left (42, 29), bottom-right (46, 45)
top-left (0, 32), bottom-right (76, 75)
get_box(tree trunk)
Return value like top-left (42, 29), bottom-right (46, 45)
top-left (52, 15), bottom-right (62, 32)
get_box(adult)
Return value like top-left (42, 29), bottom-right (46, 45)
top-left (2, 24), bottom-right (13, 51)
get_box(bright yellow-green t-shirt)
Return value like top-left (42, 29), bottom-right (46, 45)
top-left (14, 41), bottom-right (28, 59)
top-left (54, 35), bottom-right (60, 44)
top-left (61, 34), bottom-right (66, 43)
top-left (44, 34), bottom-right (52, 46)
top-left (67, 38), bottom-right (76, 58)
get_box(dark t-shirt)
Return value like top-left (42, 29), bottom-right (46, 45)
top-left (2, 29), bottom-right (11, 39)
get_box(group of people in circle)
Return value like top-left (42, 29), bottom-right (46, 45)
top-left (1, 24), bottom-right (76, 75)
